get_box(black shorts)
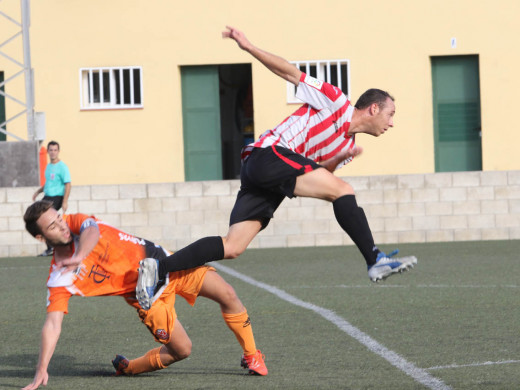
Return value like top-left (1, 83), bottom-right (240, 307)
top-left (229, 146), bottom-right (323, 229)
top-left (43, 195), bottom-right (64, 211)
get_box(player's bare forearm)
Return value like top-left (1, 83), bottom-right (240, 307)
top-left (320, 157), bottom-right (341, 173)
top-left (321, 146), bottom-right (363, 172)
top-left (62, 182), bottom-right (71, 211)
top-left (223, 25), bottom-right (301, 85)
top-left (249, 46), bottom-right (301, 85)
top-left (39, 312), bottom-right (63, 369)
top-left (75, 226), bottom-right (99, 259)
top-left (24, 312), bottom-right (64, 389)
top-left (32, 186), bottom-right (44, 201)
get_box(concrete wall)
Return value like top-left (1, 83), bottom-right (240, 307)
top-left (2, 171), bottom-right (519, 258)
top-left (0, 141), bottom-right (39, 187)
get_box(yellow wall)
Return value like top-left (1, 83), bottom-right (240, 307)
top-left (2, 0), bottom-right (519, 184)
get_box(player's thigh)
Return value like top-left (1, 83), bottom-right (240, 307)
top-left (294, 168), bottom-right (353, 201)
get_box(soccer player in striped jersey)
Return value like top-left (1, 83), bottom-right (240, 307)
top-left (132, 26), bottom-right (418, 309)
top-left (22, 201), bottom-right (266, 390)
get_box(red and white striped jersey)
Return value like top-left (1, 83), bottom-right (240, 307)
top-left (242, 72), bottom-right (356, 170)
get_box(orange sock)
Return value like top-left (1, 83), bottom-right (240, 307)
top-left (125, 347), bottom-right (166, 375)
top-left (222, 310), bottom-right (257, 356)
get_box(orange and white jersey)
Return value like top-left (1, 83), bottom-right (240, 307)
top-left (46, 213), bottom-right (168, 314)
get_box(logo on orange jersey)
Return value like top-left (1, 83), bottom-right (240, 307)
top-left (155, 329), bottom-right (169, 341)
top-left (88, 264), bottom-right (111, 284)
top-left (97, 244), bottom-right (110, 264)
top-left (118, 232), bottom-right (146, 246)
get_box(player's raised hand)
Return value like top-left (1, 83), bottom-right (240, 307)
top-left (222, 26), bottom-right (253, 51)
top-left (346, 145), bottom-right (363, 159)
top-left (335, 145), bottom-right (363, 162)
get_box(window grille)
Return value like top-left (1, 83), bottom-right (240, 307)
top-left (80, 66), bottom-right (143, 109)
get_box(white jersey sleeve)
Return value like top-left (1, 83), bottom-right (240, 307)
top-left (295, 73), bottom-right (346, 111)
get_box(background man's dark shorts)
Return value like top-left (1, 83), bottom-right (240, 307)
top-left (43, 195), bottom-right (64, 211)
top-left (229, 146), bottom-right (322, 229)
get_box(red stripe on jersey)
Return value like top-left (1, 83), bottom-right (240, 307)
top-left (319, 82), bottom-right (343, 103)
top-left (254, 106), bottom-right (308, 149)
top-left (305, 117), bottom-right (351, 159)
top-left (318, 138), bottom-right (350, 162)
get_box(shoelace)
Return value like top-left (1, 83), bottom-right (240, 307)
top-left (384, 249), bottom-right (399, 258)
top-left (377, 249), bottom-right (399, 262)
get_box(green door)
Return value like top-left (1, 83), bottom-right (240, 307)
top-left (181, 66), bottom-right (222, 181)
top-left (432, 56), bottom-right (482, 172)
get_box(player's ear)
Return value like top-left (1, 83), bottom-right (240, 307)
top-left (35, 234), bottom-right (46, 244)
top-left (369, 103), bottom-right (380, 116)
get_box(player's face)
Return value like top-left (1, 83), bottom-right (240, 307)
top-left (371, 98), bottom-right (395, 137)
top-left (47, 145), bottom-right (60, 163)
top-left (36, 208), bottom-right (72, 246)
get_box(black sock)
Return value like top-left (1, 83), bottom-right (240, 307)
top-left (158, 236), bottom-right (225, 279)
top-left (332, 195), bottom-right (380, 267)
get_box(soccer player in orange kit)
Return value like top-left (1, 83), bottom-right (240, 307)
top-left (21, 200), bottom-right (267, 390)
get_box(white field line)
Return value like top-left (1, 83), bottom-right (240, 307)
top-left (213, 263), bottom-right (451, 390)
top-left (428, 360), bottom-right (520, 370)
top-left (286, 284), bottom-right (519, 289)
top-left (1, 265), bottom-right (50, 270)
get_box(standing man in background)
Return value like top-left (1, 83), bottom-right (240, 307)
top-left (32, 140), bottom-right (71, 256)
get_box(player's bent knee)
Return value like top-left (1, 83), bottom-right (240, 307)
top-left (175, 346), bottom-right (192, 361)
top-left (221, 283), bottom-right (239, 304)
top-left (336, 180), bottom-right (355, 198)
top-left (165, 340), bottom-right (192, 362)
top-left (223, 245), bottom-right (246, 259)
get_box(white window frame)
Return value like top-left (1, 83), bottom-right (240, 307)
top-left (287, 59), bottom-right (350, 104)
top-left (79, 66), bottom-right (143, 110)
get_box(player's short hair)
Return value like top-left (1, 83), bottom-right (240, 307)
top-left (47, 140), bottom-right (60, 150)
top-left (24, 200), bottom-right (54, 237)
top-left (354, 89), bottom-right (394, 110)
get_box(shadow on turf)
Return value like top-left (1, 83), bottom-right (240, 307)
top-left (1, 354), bottom-right (113, 377)
top-left (2, 353), bottom-right (252, 380)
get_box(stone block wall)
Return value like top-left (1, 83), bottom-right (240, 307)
top-left (1, 171), bottom-right (519, 257)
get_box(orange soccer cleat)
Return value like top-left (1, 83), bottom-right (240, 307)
top-left (240, 350), bottom-right (268, 376)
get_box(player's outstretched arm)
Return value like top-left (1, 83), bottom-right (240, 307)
top-left (223, 25), bottom-right (301, 85)
top-left (23, 311), bottom-right (64, 390)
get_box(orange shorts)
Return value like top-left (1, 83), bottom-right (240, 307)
top-left (126, 265), bottom-right (214, 344)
